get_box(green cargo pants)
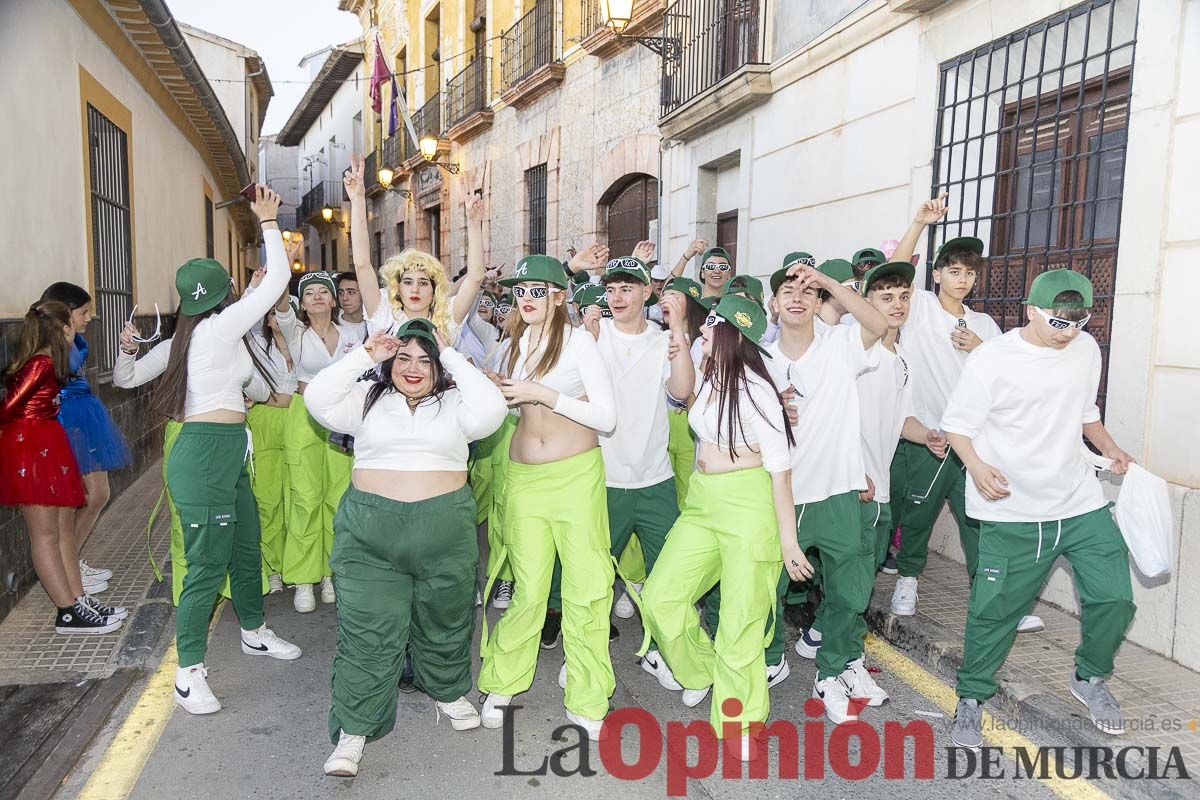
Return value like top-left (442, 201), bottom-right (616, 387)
top-left (894, 441), bottom-right (980, 579)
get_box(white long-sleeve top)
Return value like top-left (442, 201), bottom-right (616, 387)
top-left (303, 345), bottom-right (507, 472)
top-left (111, 230), bottom-right (288, 414)
top-left (248, 330), bottom-right (298, 396)
top-left (113, 337), bottom-right (273, 403)
top-left (508, 325), bottom-right (616, 435)
top-left (274, 306), bottom-right (359, 384)
top-left (689, 371), bottom-right (791, 474)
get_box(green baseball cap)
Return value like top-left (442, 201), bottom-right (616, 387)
top-left (480, 289), bottom-right (500, 304)
top-left (934, 236), bottom-right (985, 266)
top-left (500, 255), bottom-right (569, 289)
top-left (817, 258), bottom-right (855, 284)
top-left (712, 294), bottom-right (771, 357)
top-left (861, 261), bottom-right (916, 295)
top-left (665, 277), bottom-right (706, 307)
top-left (498, 293), bottom-right (513, 308)
top-left (699, 296), bottom-right (718, 311)
top-left (852, 247), bottom-right (886, 267)
top-left (1024, 269), bottom-right (1094, 309)
top-left (176, 258), bottom-right (231, 316)
top-left (297, 271), bottom-right (337, 300)
top-left (771, 252), bottom-right (816, 294)
top-left (700, 247), bottom-right (732, 269)
top-left (603, 256), bottom-right (651, 284)
top-left (393, 317), bottom-right (438, 346)
top-left (724, 274), bottom-right (765, 305)
top-left (574, 283), bottom-right (607, 309)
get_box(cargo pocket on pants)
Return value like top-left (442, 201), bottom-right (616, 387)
top-left (968, 554), bottom-right (1008, 622)
top-left (177, 505), bottom-right (237, 567)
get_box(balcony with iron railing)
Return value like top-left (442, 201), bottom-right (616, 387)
top-left (364, 149), bottom-right (381, 194)
top-left (578, 0), bottom-right (669, 58)
top-left (299, 180), bottom-right (347, 223)
top-left (659, 0), bottom-right (770, 139)
top-left (402, 92), bottom-right (445, 169)
top-left (445, 57), bottom-right (493, 141)
top-left (500, 0), bottom-right (564, 110)
top-left (380, 129), bottom-right (411, 171)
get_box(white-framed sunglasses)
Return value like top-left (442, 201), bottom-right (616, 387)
top-left (703, 262), bottom-right (732, 272)
top-left (1034, 306), bottom-right (1091, 330)
top-left (127, 304), bottom-right (162, 343)
top-left (704, 313), bottom-right (725, 327)
top-left (600, 308), bottom-right (614, 319)
top-left (478, 298), bottom-right (495, 310)
top-left (785, 256), bottom-right (816, 269)
top-left (511, 286), bottom-right (562, 299)
top-left (498, 304), bottom-right (513, 314)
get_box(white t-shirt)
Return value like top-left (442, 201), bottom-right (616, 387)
top-left (339, 318), bottom-right (368, 342)
top-left (596, 320), bottom-right (674, 489)
top-left (855, 340), bottom-right (913, 504)
top-left (902, 289), bottom-right (1002, 429)
top-left (765, 324), bottom-right (878, 504)
top-left (940, 329), bottom-right (1105, 523)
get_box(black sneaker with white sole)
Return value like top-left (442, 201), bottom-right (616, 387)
top-left (540, 609), bottom-right (562, 650)
top-left (55, 600), bottom-right (121, 635)
top-left (83, 594), bottom-right (128, 621)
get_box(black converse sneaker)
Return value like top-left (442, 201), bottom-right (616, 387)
top-left (83, 594), bottom-right (129, 621)
top-left (55, 600), bottom-right (122, 635)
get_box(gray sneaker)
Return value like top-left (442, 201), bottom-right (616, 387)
top-left (1069, 673), bottom-right (1125, 735)
top-left (950, 698), bottom-right (983, 750)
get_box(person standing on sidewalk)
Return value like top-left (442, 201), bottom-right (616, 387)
top-left (153, 186), bottom-right (302, 715)
top-left (40, 282), bottom-right (132, 596)
top-left (0, 301), bottom-right (121, 634)
top-left (476, 255), bottom-right (618, 741)
top-left (304, 320), bottom-right (507, 777)
top-left (947, 269), bottom-right (1136, 748)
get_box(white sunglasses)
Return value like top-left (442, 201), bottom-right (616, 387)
top-left (127, 304), bottom-right (162, 343)
top-left (511, 286), bottom-right (562, 299)
top-left (1034, 306), bottom-right (1091, 330)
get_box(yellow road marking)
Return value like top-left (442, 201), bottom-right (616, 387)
top-left (79, 600), bottom-right (226, 800)
top-left (865, 634), bottom-right (1112, 800)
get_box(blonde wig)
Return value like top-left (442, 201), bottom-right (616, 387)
top-left (378, 250), bottom-right (453, 336)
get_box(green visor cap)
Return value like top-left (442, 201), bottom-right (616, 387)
top-left (862, 261), bottom-right (917, 295)
top-left (771, 252), bottom-right (816, 294)
top-left (934, 236), bottom-right (985, 264)
top-left (176, 258), bottom-right (232, 316)
top-left (665, 277), bottom-right (707, 307)
top-left (574, 283), bottom-right (607, 309)
top-left (393, 317), bottom-right (438, 346)
top-left (852, 247), bottom-right (886, 266)
top-left (500, 255), bottom-right (569, 289)
top-left (724, 274), bottom-right (765, 305)
top-left (604, 256), bottom-right (651, 284)
top-left (1024, 269), bottom-right (1094, 309)
top-left (713, 294), bottom-right (771, 357)
top-left (700, 247), bottom-right (732, 268)
top-left (817, 258), bottom-right (855, 284)
top-left (297, 271), bottom-right (337, 300)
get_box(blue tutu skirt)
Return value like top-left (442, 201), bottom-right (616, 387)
top-left (60, 392), bottom-right (132, 474)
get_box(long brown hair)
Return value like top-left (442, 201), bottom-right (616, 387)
top-left (504, 292), bottom-right (570, 380)
top-left (152, 295), bottom-right (277, 422)
top-left (4, 301), bottom-right (72, 385)
top-left (703, 322), bottom-right (794, 460)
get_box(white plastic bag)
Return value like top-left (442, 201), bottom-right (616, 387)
top-left (1113, 464), bottom-right (1173, 578)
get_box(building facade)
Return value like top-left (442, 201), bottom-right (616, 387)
top-left (0, 0), bottom-right (267, 618)
top-left (259, 134), bottom-right (302, 245)
top-left (655, 0), bottom-right (1198, 666)
top-left (338, 0), bottom-right (667, 274)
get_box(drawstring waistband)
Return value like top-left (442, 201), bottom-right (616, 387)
top-left (1035, 519), bottom-right (1063, 564)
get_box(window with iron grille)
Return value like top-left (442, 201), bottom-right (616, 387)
top-left (930, 0), bottom-right (1136, 412)
top-left (321, 242), bottom-right (328, 269)
top-left (373, 231), bottom-right (383, 270)
top-left (526, 163), bottom-right (548, 254)
top-left (332, 237), bottom-right (339, 272)
top-left (85, 104), bottom-right (134, 378)
top-left (396, 222), bottom-right (405, 251)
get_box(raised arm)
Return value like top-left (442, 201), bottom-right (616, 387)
top-left (344, 154), bottom-right (380, 320)
top-left (669, 238), bottom-right (706, 280)
top-left (210, 187), bottom-right (290, 342)
top-left (113, 334), bottom-right (172, 388)
top-left (662, 293), bottom-right (695, 402)
top-left (441, 345), bottom-right (507, 440)
top-left (893, 193), bottom-right (949, 265)
top-left (450, 194), bottom-right (486, 326)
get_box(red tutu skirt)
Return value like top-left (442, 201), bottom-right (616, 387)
top-left (0, 419), bottom-right (86, 507)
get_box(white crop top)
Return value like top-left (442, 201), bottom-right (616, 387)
top-left (303, 345), bottom-right (508, 471)
top-left (113, 337), bottom-right (272, 403)
top-left (112, 230), bottom-right (289, 415)
top-left (507, 324), bottom-right (617, 435)
top-left (248, 330), bottom-right (298, 396)
top-left (688, 371), bottom-right (791, 474)
top-left (274, 307), bottom-right (359, 384)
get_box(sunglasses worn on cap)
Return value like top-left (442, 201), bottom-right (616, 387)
top-left (511, 286), bottom-right (562, 299)
top-left (704, 313), bottom-right (725, 327)
top-left (787, 256), bottom-right (816, 268)
top-left (843, 279), bottom-right (862, 292)
top-left (703, 262), bottom-right (732, 272)
top-left (1034, 306), bottom-right (1091, 330)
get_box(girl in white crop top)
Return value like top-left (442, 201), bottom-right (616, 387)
top-left (303, 321), bottom-right (507, 771)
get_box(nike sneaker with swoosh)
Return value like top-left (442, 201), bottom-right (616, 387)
top-left (240, 624), bottom-right (302, 660)
top-left (175, 664), bottom-right (221, 714)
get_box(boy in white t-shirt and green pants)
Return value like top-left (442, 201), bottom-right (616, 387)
top-left (943, 269), bottom-right (1136, 749)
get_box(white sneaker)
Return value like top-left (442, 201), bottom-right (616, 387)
top-left (614, 583), bottom-right (640, 619)
top-left (267, 574), bottom-right (283, 594)
top-left (558, 661), bottom-right (568, 690)
top-left (793, 626), bottom-right (823, 659)
top-left (640, 649), bottom-right (683, 691)
top-left (890, 576), bottom-right (918, 616)
top-left (565, 710), bottom-right (606, 741)
top-left (766, 654), bottom-right (791, 688)
top-left (812, 672), bottom-right (858, 725)
top-left (82, 575), bottom-right (108, 595)
top-left (175, 664), bottom-right (221, 715)
top-left (492, 579), bottom-right (514, 610)
top-left (294, 584), bottom-right (316, 613)
top-left (481, 693), bottom-right (512, 728)
top-left (844, 657), bottom-right (889, 706)
top-left (436, 696), bottom-right (482, 731)
top-left (241, 624), bottom-right (302, 660)
top-left (320, 576), bottom-right (336, 604)
top-left (79, 560), bottom-right (112, 582)
top-left (1017, 615), bottom-right (1044, 633)
top-left (324, 730), bottom-right (366, 777)
top-left (681, 685), bottom-right (711, 708)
